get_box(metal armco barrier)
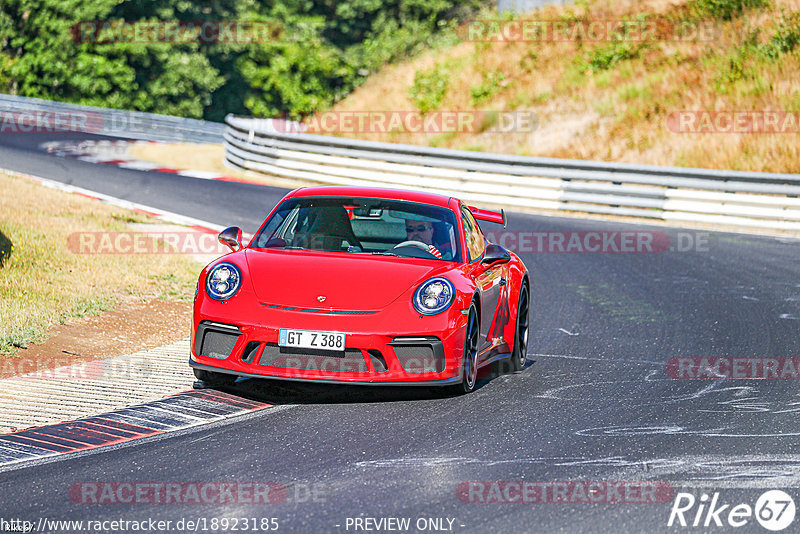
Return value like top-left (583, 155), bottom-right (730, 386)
top-left (225, 114), bottom-right (800, 231)
top-left (0, 94), bottom-right (224, 143)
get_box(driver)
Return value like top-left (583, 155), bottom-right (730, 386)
top-left (404, 218), bottom-right (443, 258)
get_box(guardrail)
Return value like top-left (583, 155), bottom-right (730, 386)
top-left (0, 94), bottom-right (224, 143)
top-left (224, 114), bottom-right (800, 231)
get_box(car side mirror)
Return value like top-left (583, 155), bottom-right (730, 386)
top-left (481, 244), bottom-right (511, 265)
top-left (218, 226), bottom-right (243, 252)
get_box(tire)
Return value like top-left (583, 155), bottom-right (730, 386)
top-left (457, 302), bottom-right (480, 394)
top-left (193, 367), bottom-right (237, 386)
top-left (509, 282), bottom-right (530, 372)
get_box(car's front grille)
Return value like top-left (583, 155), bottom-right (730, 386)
top-left (199, 331), bottom-right (239, 359)
top-left (258, 343), bottom-right (369, 373)
top-left (196, 322), bottom-right (242, 360)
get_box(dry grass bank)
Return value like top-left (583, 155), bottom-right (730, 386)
top-left (318, 0), bottom-right (800, 173)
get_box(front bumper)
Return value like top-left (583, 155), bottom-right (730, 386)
top-left (189, 359), bottom-right (463, 386)
top-left (190, 301), bottom-right (467, 385)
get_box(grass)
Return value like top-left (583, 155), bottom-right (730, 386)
top-left (470, 70), bottom-right (507, 105)
top-left (312, 0), bottom-right (800, 173)
top-left (0, 172), bottom-right (199, 356)
top-left (408, 60), bottom-right (458, 113)
top-left (583, 41), bottom-right (646, 73)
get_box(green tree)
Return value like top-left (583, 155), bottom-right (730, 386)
top-left (0, 0), bottom-right (490, 120)
top-left (0, 0), bottom-right (224, 118)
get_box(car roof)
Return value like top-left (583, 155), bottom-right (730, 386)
top-left (287, 186), bottom-right (455, 208)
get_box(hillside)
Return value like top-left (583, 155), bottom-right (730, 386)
top-left (316, 0), bottom-right (800, 173)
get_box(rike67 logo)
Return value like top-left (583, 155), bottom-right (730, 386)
top-left (668, 490), bottom-right (795, 531)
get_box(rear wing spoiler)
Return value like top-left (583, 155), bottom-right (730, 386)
top-left (468, 206), bottom-right (507, 228)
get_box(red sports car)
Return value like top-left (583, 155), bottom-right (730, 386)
top-left (190, 186), bottom-right (530, 393)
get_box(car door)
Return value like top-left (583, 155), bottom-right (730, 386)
top-left (461, 206), bottom-right (503, 359)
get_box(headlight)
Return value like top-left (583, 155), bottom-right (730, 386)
top-left (205, 262), bottom-right (242, 301)
top-left (413, 277), bottom-right (455, 315)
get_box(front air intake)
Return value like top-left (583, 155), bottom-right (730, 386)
top-left (195, 321), bottom-right (242, 359)
top-left (389, 337), bottom-right (445, 373)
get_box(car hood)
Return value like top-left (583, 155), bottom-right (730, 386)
top-left (244, 249), bottom-right (447, 311)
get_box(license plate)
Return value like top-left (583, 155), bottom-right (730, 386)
top-left (278, 329), bottom-right (345, 352)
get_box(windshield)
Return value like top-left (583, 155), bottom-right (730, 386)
top-left (252, 197), bottom-right (462, 262)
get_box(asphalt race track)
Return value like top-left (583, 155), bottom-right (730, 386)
top-left (2, 133), bottom-right (800, 533)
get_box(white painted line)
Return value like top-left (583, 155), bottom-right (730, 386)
top-left (177, 170), bottom-right (223, 179)
top-left (117, 161), bottom-right (160, 170)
